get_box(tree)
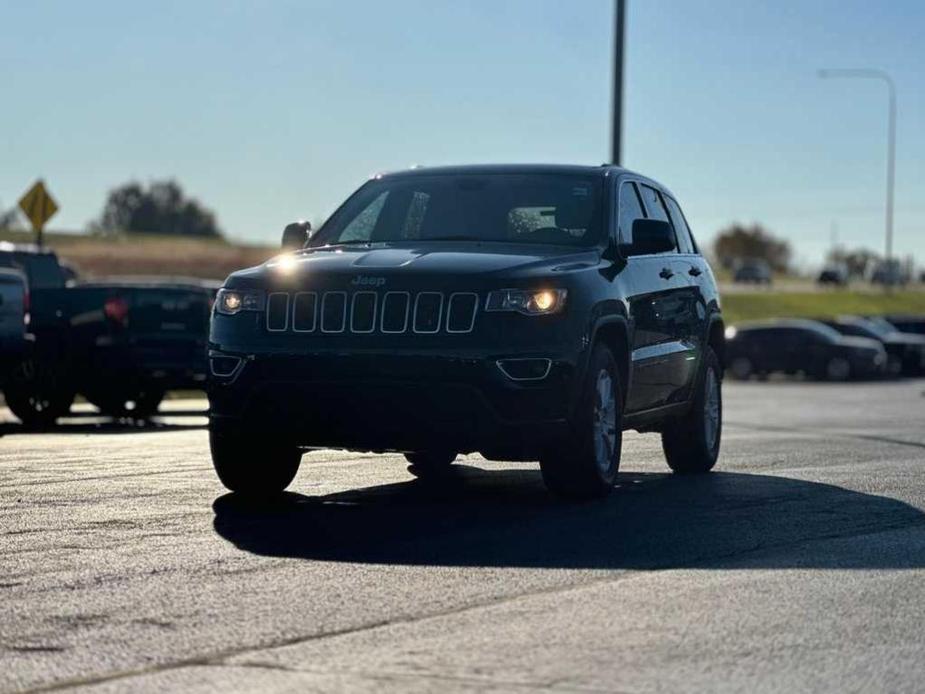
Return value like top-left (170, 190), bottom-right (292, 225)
top-left (93, 180), bottom-right (222, 238)
top-left (712, 223), bottom-right (791, 273)
top-left (0, 204), bottom-right (22, 231)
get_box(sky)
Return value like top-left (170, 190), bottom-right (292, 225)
top-left (1, 0), bottom-right (923, 267)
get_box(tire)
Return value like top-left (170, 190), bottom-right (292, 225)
top-left (661, 347), bottom-right (722, 474)
top-left (886, 354), bottom-right (903, 377)
top-left (3, 358), bottom-right (75, 428)
top-left (539, 344), bottom-right (622, 499)
top-left (86, 386), bottom-right (165, 419)
top-left (824, 356), bottom-right (851, 381)
top-left (404, 451), bottom-right (457, 478)
top-left (209, 429), bottom-right (302, 496)
top-left (728, 356), bottom-right (753, 380)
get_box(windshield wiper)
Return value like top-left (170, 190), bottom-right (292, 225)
top-left (312, 239), bottom-right (374, 249)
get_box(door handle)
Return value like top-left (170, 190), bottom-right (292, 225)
top-left (688, 267), bottom-right (702, 277)
top-left (659, 267), bottom-right (674, 280)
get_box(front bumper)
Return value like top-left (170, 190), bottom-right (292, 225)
top-left (207, 350), bottom-right (580, 458)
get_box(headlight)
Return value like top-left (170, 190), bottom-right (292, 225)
top-left (215, 288), bottom-right (265, 315)
top-left (485, 289), bottom-right (567, 316)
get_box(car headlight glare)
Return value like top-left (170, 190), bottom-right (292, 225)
top-left (486, 289), bottom-right (567, 316)
top-left (215, 288), bottom-right (265, 315)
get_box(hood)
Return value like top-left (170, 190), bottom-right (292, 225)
top-left (225, 242), bottom-right (600, 289)
top-left (884, 332), bottom-right (925, 347)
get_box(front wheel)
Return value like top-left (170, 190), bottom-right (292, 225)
top-left (661, 347), bottom-right (722, 474)
top-left (210, 429), bottom-right (302, 497)
top-left (539, 344), bottom-right (622, 499)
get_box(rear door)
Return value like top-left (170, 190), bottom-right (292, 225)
top-left (621, 181), bottom-right (697, 412)
top-left (663, 193), bottom-right (711, 398)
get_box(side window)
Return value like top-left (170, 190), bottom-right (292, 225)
top-left (616, 182), bottom-right (645, 244)
top-left (792, 329), bottom-right (819, 348)
top-left (638, 185), bottom-right (678, 253)
top-left (665, 197), bottom-right (697, 255)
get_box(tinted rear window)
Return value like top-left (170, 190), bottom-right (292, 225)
top-left (0, 253), bottom-right (64, 289)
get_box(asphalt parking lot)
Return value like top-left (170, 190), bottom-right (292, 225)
top-left (2, 379), bottom-right (925, 693)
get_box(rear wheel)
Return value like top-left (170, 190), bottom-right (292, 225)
top-left (728, 356), bottom-right (753, 380)
top-left (661, 347), bottom-right (722, 474)
top-left (539, 344), bottom-right (622, 499)
top-left (404, 451), bottom-right (457, 478)
top-left (3, 358), bottom-right (75, 428)
top-left (824, 356), bottom-right (851, 381)
top-left (210, 429), bottom-right (302, 496)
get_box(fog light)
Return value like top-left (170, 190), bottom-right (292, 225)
top-left (497, 358), bottom-right (552, 381)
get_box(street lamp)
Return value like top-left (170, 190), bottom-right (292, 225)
top-left (818, 68), bottom-right (897, 265)
top-left (611, 0), bottom-right (626, 166)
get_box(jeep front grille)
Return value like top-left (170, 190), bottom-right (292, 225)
top-left (266, 290), bottom-right (479, 335)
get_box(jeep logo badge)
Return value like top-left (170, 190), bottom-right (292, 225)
top-left (351, 275), bottom-right (386, 287)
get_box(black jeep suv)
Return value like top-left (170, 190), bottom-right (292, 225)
top-left (208, 165), bottom-right (725, 498)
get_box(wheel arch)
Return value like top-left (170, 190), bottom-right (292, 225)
top-left (589, 313), bottom-right (631, 407)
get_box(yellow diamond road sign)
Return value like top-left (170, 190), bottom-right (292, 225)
top-left (19, 180), bottom-right (58, 231)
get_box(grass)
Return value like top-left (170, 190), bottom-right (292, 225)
top-left (722, 289), bottom-right (925, 324)
top-left (0, 229), bottom-right (275, 280)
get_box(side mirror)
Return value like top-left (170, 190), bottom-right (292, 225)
top-left (627, 219), bottom-right (675, 256)
top-left (281, 220), bottom-right (312, 250)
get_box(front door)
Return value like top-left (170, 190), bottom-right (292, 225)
top-left (617, 180), bottom-right (697, 412)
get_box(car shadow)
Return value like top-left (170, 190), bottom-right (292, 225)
top-left (212, 466), bottom-right (925, 570)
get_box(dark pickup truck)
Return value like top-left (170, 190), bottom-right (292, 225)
top-left (0, 244), bottom-right (215, 426)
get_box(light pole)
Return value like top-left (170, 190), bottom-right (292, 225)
top-left (818, 68), bottom-right (896, 265)
top-left (611, 0), bottom-right (626, 165)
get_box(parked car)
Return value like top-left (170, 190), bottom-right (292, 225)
top-left (725, 319), bottom-right (886, 381)
top-left (817, 266), bottom-right (848, 286)
top-left (208, 164), bottom-right (726, 499)
top-left (820, 316), bottom-right (925, 376)
top-left (0, 244), bottom-right (215, 426)
top-left (733, 259), bottom-right (772, 285)
top-left (870, 260), bottom-right (909, 287)
top-left (0, 269), bottom-right (29, 387)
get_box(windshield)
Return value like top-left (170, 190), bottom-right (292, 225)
top-left (312, 173), bottom-right (604, 248)
top-left (861, 317), bottom-right (898, 337)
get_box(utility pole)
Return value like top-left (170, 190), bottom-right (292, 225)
top-left (818, 69), bottom-right (897, 265)
top-left (611, 0), bottom-right (626, 166)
